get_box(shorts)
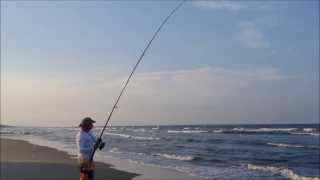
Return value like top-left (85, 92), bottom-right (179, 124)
top-left (78, 156), bottom-right (95, 179)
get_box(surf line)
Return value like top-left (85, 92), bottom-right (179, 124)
top-left (90, 0), bottom-right (186, 162)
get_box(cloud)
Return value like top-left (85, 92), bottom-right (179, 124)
top-left (191, 1), bottom-right (278, 49)
top-left (3, 66), bottom-right (317, 126)
top-left (191, 1), bottom-right (271, 12)
top-left (238, 21), bottom-right (270, 48)
top-left (191, 0), bottom-right (249, 12)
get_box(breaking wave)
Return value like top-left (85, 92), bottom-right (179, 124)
top-left (167, 130), bottom-right (208, 134)
top-left (212, 129), bottom-right (223, 133)
top-left (125, 128), bottom-right (146, 132)
top-left (303, 128), bottom-right (316, 132)
top-left (156, 153), bottom-right (195, 161)
top-left (110, 147), bottom-right (122, 153)
top-left (291, 132), bottom-right (320, 136)
top-left (233, 127), bottom-right (298, 133)
top-left (206, 127), bottom-right (320, 136)
top-left (104, 132), bottom-right (160, 141)
top-left (267, 143), bottom-right (319, 149)
top-left (247, 164), bottom-right (320, 180)
top-left (267, 143), bottom-right (305, 148)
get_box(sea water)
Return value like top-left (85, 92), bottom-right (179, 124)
top-left (1, 124), bottom-right (319, 180)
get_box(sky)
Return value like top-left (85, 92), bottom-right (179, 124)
top-left (1, 0), bottom-right (319, 127)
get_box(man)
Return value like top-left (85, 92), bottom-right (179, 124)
top-left (76, 117), bottom-right (105, 180)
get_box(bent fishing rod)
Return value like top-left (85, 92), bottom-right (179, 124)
top-left (90, 0), bottom-right (186, 161)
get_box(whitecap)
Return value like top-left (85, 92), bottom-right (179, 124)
top-left (247, 164), bottom-right (320, 180)
top-left (104, 132), bottom-right (131, 138)
top-left (291, 132), bottom-right (320, 136)
top-left (303, 128), bottom-right (316, 132)
top-left (133, 136), bottom-right (160, 141)
top-left (167, 130), bottom-right (208, 134)
top-left (156, 153), bottom-right (195, 161)
top-left (110, 147), bottom-right (122, 153)
top-left (267, 143), bottom-right (305, 148)
top-left (104, 132), bottom-right (160, 141)
top-left (212, 129), bottom-right (223, 133)
top-left (233, 128), bottom-right (297, 133)
top-left (126, 128), bottom-right (146, 132)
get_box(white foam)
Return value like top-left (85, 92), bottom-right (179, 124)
top-left (118, 159), bottom-right (204, 180)
top-left (233, 128), bottom-right (297, 133)
top-left (267, 143), bottom-right (319, 150)
top-left (167, 130), bottom-right (208, 134)
top-left (105, 127), bottom-right (119, 132)
top-left (291, 132), bottom-right (320, 136)
top-left (156, 153), bottom-right (194, 161)
top-left (110, 147), bottom-right (122, 153)
top-left (309, 133), bottom-right (319, 136)
top-left (267, 143), bottom-right (305, 148)
top-left (105, 132), bottom-right (131, 138)
top-left (232, 127), bottom-right (245, 131)
top-left (126, 128), bottom-right (146, 132)
top-left (104, 132), bottom-right (160, 141)
top-left (212, 129), bottom-right (223, 133)
top-left (135, 136), bottom-right (160, 141)
top-left (247, 164), bottom-right (320, 180)
top-left (303, 128), bottom-right (316, 132)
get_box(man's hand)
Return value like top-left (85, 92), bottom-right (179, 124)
top-left (94, 138), bottom-right (102, 150)
top-left (99, 142), bottom-right (105, 150)
top-left (94, 138), bottom-right (105, 151)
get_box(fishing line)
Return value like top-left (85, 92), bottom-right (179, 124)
top-left (90, 0), bottom-right (186, 161)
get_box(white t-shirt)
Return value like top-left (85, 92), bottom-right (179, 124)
top-left (76, 130), bottom-right (97, 160)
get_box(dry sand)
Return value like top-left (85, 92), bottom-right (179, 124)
top-left (0, 138), bottom-right (139, 180)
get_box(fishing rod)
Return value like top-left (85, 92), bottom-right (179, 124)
top-left (90, 0), bottom-right (186, 161)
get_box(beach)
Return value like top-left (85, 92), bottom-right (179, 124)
top-left (1, 138), bottom-right (204, 180)
top-left (1, 125), bottom-right (319, 179)
top-left (0, 138), bottom-right (139, 180)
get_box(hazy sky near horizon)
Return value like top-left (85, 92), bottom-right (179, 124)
top-left (1, 1), bottom-right (319, 127)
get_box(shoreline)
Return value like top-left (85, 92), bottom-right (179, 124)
top-left (1, 138), bottom-right (139, 180)
top-left (1, 137), bottom-right (203, 180)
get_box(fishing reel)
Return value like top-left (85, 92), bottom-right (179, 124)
top-left (94, 138), bottom-right (105, 151)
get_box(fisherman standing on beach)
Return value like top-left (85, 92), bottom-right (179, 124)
top-left (76, 117), bottom-right (105, 180)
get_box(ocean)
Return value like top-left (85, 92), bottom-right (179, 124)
top-left (1, 124), bottom-right (319, 180)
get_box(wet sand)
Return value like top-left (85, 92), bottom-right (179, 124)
top-left (0, 138), bottom-right (139, 180)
